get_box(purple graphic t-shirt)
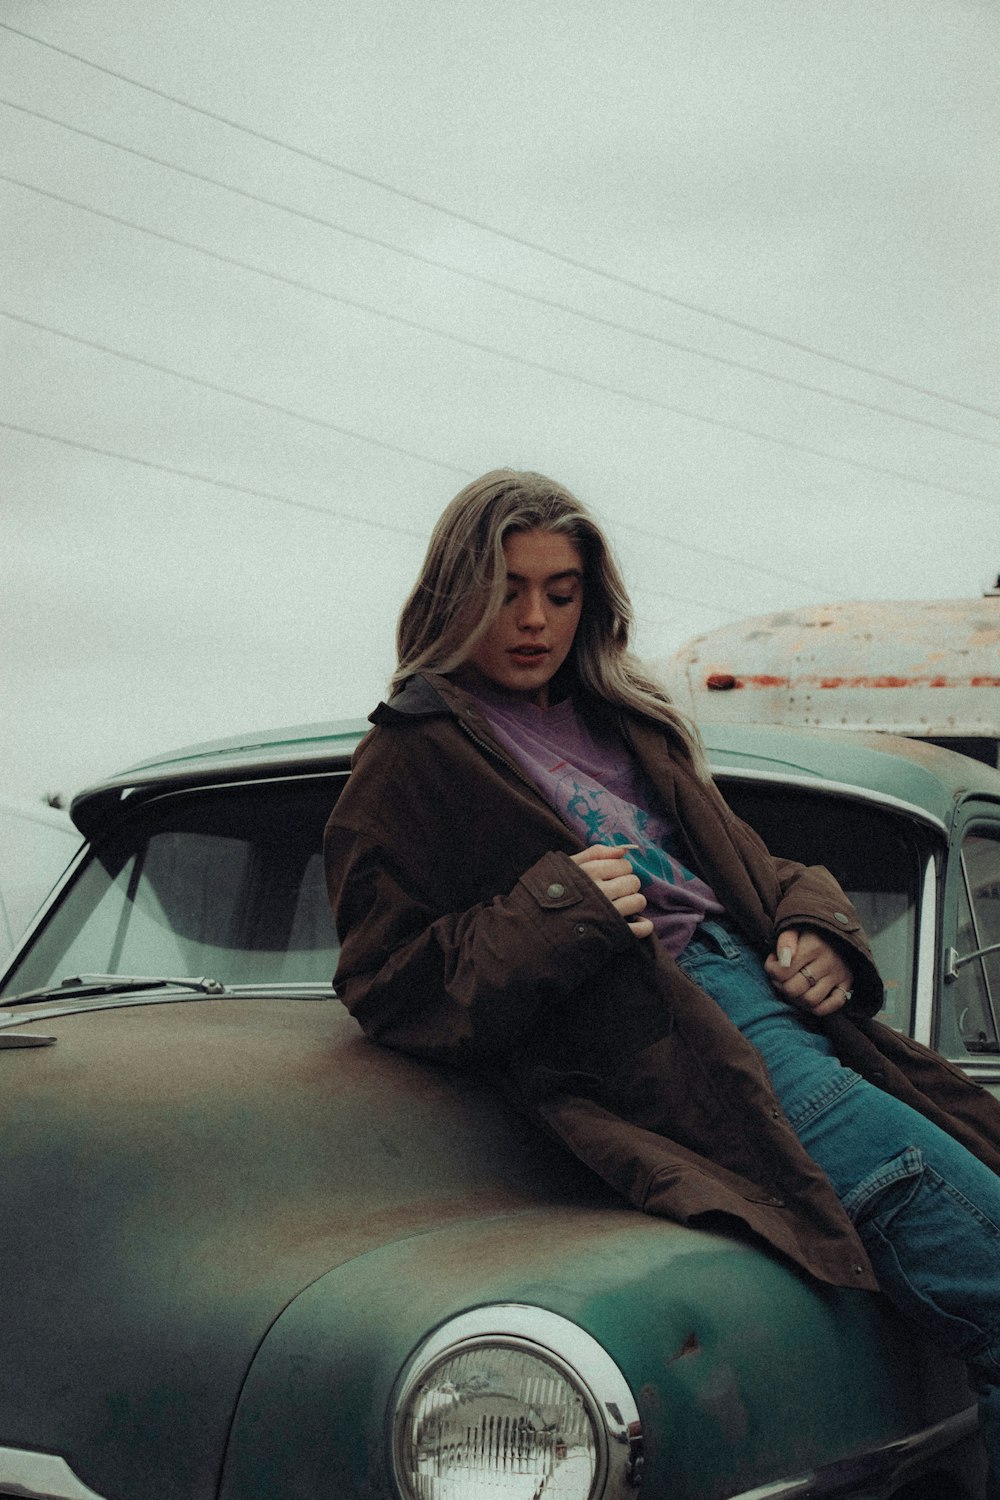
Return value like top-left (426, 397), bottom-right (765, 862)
top-left (467, 686), bottom-right (723, 956)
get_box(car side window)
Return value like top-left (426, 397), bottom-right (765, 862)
top-left (939, 833), bottom-right (1000, 1059)
top-left (719, 780), bottom-right (924, 1036)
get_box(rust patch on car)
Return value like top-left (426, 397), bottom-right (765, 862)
top-left (667, 1331), bottom-right (701, 1363)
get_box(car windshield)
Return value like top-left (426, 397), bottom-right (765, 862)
top-left (1, 768), bottom-right (931, 1034)
top-left (719, 777), bottom-right (931, 1036)
top-left (0, 777), bottom-right (345, 999)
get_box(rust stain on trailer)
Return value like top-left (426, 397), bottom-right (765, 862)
top-left (705, 674), bottom-right (1000, 692)
top-left (664, 595), bottom-right (1000, 741)
top-left (706, 674), bottom-right (790, 691)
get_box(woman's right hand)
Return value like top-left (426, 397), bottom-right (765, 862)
top-left (570, 845), bottom-right (654, 937)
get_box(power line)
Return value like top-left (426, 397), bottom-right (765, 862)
top-left (4, 406), bottom-right (755, 618)
top-left (4, 172), bottom-right (996, 511)
top-left (3, 20), bottom-right (997, 425)
top-left (629, 589), bottom-right (748, 621)
top-left (618, 519), bottom-right (825, 590)
top-left (0, 419), bottom-right (445, 538)
top-left (0, 414), bottom-right (817, 600)
top-left (0, 308), bottom-right (472, 478)
top-left (3, 96), bottom-right (997, 452)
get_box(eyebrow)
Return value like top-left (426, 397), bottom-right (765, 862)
top-left (505, 569), bottom-right (583, 584)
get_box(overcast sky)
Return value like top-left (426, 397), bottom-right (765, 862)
top-left (2, 0), bottom-right (998, 806)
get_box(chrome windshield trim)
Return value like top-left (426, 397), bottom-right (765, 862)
top-left (729, 1402), bottom-right (979, 1498)
top-left (0, 1445), bottom-right (110, 1500)
top-left (912, 853), bottom-right (940, 1048)
top-left (711, 765), bottom-right (949, 837)
top-left (0, 842), bottom-right (87, 983)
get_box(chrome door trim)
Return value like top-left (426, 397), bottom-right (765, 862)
top-left (730, 1402), bottom-right (980, 1498)
top-left (0, 1446), bottom-right (109, 1500)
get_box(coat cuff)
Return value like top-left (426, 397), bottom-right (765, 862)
top-left (515, 851), bottom-right (639, 972)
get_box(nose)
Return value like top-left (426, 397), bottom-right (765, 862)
top-left (517, 589), bottom-right (548, 630)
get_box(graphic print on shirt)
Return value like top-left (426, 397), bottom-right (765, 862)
top-left (559, 774), bottom-right (701, 890)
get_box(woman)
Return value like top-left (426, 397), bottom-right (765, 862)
top-left (326, 469), bottom-right (1000, 1475)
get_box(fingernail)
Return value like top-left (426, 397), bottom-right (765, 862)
top-left (778, 946), bottom-right (792, 967)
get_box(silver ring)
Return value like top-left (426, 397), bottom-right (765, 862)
top-left (801, 965), bottom-right (816, 982)
top-left (839, 986), bottom-right (853, 1000)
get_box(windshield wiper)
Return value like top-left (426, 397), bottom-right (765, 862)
top-left (3, 973), bottom-right (227, 1005)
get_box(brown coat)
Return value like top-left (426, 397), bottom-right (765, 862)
top-left (326, 672), bottom-right (1000, 1291)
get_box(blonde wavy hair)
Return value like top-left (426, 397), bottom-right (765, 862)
top-left (393, 469), bottom-right (707, 773)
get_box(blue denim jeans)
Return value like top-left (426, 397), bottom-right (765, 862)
top-left (678, 919), bottom-right (1000, 1478)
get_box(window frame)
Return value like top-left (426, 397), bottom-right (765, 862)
top-left (939, 803), bottom-right (1000, 1088)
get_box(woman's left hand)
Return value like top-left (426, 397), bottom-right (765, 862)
top-left (763, 927), bottom-right (855, 1017)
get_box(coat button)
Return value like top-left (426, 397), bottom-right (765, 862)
top-left (575, 923), bottom-right (587, 935)
top-left (833, 911), bottom-right (851, 926)
top-left (546, 882), bottom-right (566, 899)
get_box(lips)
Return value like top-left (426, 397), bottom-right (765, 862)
top-left (509, 646), bottom-right (549, 658)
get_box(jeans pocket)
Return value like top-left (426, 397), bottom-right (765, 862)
top-left (841, 1144), bottom-right (924, 1226)
top-left (852, 1148), bottom-right (1000, 1370)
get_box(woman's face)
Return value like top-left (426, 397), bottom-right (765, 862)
top-left (465, 529), bottom-right (585, 706)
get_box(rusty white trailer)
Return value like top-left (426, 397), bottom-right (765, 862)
top-left (663, 582), bottom-right (1000, 768)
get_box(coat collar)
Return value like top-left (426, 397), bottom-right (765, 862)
top-left (374, 670), bottom-right (668, 733)
top-left (373, 674), bottom-right (700, 821)
top-left (370, 672), bottom-right (457, 725)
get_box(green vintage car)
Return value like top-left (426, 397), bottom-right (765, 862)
top-left (2, 721), bottom-right (999, 1500)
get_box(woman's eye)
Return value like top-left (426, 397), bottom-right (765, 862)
top-left (549, 594), bottom-right (576, 607)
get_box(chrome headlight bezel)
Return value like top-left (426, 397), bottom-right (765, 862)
top-left (390, 1303), bottom-right (642, 1500)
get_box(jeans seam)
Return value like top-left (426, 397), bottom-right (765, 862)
top-left (784, 1069), bottom-right (863, 1135)
top-left (922, 1162), bottom-right (1000, 1246)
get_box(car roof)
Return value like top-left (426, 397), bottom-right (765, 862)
top-left (70, 719), bottom-right (370, 839)
top-left (69, 715), bottom-right (1000, 843)
top-left (703, 722), bottom-right (1000, 829)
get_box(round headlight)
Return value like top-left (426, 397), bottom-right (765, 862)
top-left (391, 1305), bottom-right (642, 1500)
